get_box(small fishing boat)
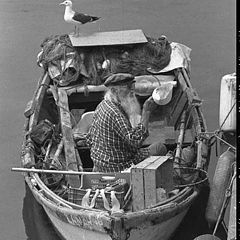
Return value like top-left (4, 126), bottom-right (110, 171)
top-left (15, 29), bottom-right (211, 240)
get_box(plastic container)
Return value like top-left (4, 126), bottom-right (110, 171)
top-left (152, 82), bottom-right (175, 105)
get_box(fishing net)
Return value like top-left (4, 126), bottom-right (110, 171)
top-left (79, 35), bottom-right (172, 84)
top-left (173, 167), bottom-right (208, 188)
top-left (38, 34), bottom-right (83, 86)
top-left (37, 34), bottom-right (172, 86)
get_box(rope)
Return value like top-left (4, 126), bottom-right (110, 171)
top-left (200, 131), bottom-right (236, 152)
top-left (198, 90), bottom-right (236, 153)
top-left (173, 167), bottom-right (208, 188)
top-left (214, 134), bottom-right (236, 152)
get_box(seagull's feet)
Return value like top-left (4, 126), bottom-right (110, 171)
top-left (69, 32), bottom-right (77, 37)
top-left (70, 32), bottom-right (81, 38)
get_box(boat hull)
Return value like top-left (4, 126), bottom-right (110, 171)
top-left (44, 204), bottom-right (188, 240)
top-left (19, 38), bottom-right (210, 239)
top-left (28, 174), bottom-right (195, 240)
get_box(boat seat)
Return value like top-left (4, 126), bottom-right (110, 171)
top-left (73, 111), bottom-right (94, 134)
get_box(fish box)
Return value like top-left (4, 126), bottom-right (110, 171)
top-left (68, 172), bottom-right (130, 210)
top-left (131, 156), bottom-right (173, 211)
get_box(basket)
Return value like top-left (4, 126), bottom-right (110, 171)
top-left (68, 173), bottom-right (131, 210)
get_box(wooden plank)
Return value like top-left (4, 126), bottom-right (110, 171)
top-left (58, 88), bottom-right (81, 187)
top-left (28, 73), bottom-right (50, 129)
top-left (69, 29), bottom-right (147, 47)
top-left (22, 73), bottom-right (50, 168)
top-left (24, 72), bottom-right (48, 118)
top-left (169, 91), bottom-right (188, 126)
top-left (177, 70), bottom-right (188, 91)
top-left (144, 156), bottom-right (173, 208)
top-left (131, 156), bottom-right (160, 211)
top-left (180, 69), bottom-right (202, 104)
top-left (143, 128), bottom-right (194, 145)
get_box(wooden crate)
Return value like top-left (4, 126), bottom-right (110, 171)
top-left (131, 156), bottom-right (160, 211)
top-left (144, 156), bottom-right (173, 208)
top-left (131, 156), bottom-right (173, 211)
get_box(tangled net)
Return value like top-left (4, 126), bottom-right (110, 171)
top-left (38, 34), bottom-right (172, 86)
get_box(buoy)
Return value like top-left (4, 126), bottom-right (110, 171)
top-left (219, 73), bottom-right (236, 131)
top-left (205, 150), bottom-right (235, 226)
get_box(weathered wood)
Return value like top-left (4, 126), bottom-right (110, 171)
top-left (22, 72), bottom-right (50, 168)
top-left (169, 91), bottom-right (188, 126)
top-left (144, 128), bottom-right (194, 145)
top-left (43, 140), bottom-right (52, 163)
top-left (28, 73), bottom-right (50, 129)
top-left (131, 156), bottom-right (160, 211)
top-left (177, 70), bottom-right (188, 91)
top-left (181, 69), bottom-right (203, 105)
top-left (58, 88), bottom-right (81, 187)
top-left (66, 85), bottom-right (106, 95)
top-left (124, 189), bottom-right (198, 228)
top-left (174, 111), bottom-right (186, 173)
top-left (144, 156), bottom-right (173, 208)
top-left (24, 72), bottom-right (47, 118)
top-left (69, 29), bottom-right (147, 47)
top-left (164, 126), bottom-right (176, 145)
top-left (50, 139), bottom-right (64, 168)
top-left (191, 107), bottom-right (202, 135)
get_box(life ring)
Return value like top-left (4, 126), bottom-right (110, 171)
top-left (219, 73), bottom-right (236, 131)
top-left (205, 150), bottom-right (235, 225)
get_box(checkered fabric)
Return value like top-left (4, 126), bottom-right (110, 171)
top-left (86, 99), bottom-right (149, 172)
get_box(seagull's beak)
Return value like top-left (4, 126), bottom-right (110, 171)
top-left (59, 2), bottom-right (65, 5)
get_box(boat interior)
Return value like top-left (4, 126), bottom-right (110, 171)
top-left (23, 30), bottom-right (209, 212)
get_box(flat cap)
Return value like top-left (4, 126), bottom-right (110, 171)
top-left (104, 73), bottom-right (135, 87)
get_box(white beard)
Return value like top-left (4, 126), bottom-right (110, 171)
top-left (119, 93), bottom-right (141, 128)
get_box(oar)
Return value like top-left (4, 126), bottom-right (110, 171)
top-left (11, 167), bottom-right (109, 175)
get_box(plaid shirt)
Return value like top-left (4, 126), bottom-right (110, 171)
top-left (86, 99), bottom-right (149, 172)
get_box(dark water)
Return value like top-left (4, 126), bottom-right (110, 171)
top-left (0, 0), bottom-right (235, 239)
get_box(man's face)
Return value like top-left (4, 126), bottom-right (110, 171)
top-left (120, 82), bottom-right (135, 97)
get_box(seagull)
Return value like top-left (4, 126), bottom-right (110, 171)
top-left (59, 0), bottom-right (100, 36)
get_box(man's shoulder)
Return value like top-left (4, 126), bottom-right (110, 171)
top-left (100, 100), bottom-right (121, 114)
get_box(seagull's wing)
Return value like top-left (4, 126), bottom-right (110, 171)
top-left (73, 12), bottom-right (100, 24)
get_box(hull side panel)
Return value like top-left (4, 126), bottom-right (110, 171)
top-left (128, 209), bottom-right (188, 240)
top-left (43, 205), bottom-right (112, 240)
top-left (43, 202), bottom-right (188, 240)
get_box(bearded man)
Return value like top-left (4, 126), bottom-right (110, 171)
top-left (85, 73), bottom-right (167, 172)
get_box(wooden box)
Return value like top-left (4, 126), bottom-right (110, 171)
top-left (144, 156), bottom-right (173, 208)
top-left (131, 156), bottom-right (173, 211)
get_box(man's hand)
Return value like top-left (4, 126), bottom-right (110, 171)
top-left (142, 96), bottom-right (158, 113)
top-left (141, 96), bottom-right (157, 129)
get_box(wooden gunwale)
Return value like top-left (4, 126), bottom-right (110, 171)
top-left (122, 190), bottom-right (198, 229)
top-left (25, 173), bottom-right (198, 233)
top-left (27, 178), bottom-right (112, 233)
top-left (28, 170), bottom-right (194, 214)
top-left (22, 72), bottom-right (50, 167)
top-left (58, 88), bottom-right (81, 187)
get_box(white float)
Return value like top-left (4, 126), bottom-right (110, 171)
top-left (219, 73), bottom-right (236, 131)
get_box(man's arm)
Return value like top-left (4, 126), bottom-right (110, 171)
top-left (141, 96), bottom-right (158, 129)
